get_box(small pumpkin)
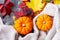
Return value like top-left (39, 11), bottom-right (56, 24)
top-left (36, 14), bottom-right (53, 31)
top-left (14, 16), bottom-right (33, 35)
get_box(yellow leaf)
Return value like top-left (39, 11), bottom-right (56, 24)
top-left (26, 0), bottom-right (45, 12)
top-left (54, 0), bottom-right (60, 4)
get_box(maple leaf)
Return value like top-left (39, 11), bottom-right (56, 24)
top-left (13, 2), bottom-right (33, 19)
top-left (26, 0), bottom-right (46, 12)
top-left (13, 7), bottom-right (33, 19)
top-left (0, 0), bottom-right (14, 17)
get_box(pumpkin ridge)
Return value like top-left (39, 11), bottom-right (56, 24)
top-left (38, 24), bottom-right (43, 30)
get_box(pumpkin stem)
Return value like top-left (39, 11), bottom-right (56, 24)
top-left (43, 21), bottom-right (46, 24)
top-left (22, 24), bottom-right (26, 27)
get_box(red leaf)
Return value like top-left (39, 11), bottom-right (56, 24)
top-left (1, 7), bottom-right (6, 16)
top-left (18, 2), bottom-right (26, 8)
top-left (0, 0), bottom-right (14, 17)
top-left (0, 4), bottom-right (3, 9)
top-left (13, 11), bottom-right (21, 18)
top-left (13, 2), bottom-right (33, 19)
top-left (6, 2), bottom-right (14, 9)
top-left (13, 7), bottom-right (33, 19)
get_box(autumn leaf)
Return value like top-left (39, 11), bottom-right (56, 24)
top-left (13, 2), bottom-right (33, 19)
top-left (26, 0), bottom-right (46, 12)
top-left (0, 0), bottom-right (14, 17)
top-left (22, 0), bottom-right (28, 2)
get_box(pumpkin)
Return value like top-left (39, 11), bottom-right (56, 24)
top-left (14, 16), bottom-right (33, 35)
top-left (36, 14), bottom-right (53, 31)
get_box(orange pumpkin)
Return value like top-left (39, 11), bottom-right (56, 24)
top-left (14, 16), bottom-right (33, 35)
top-left (36, 14), bottom-right (53, 31)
